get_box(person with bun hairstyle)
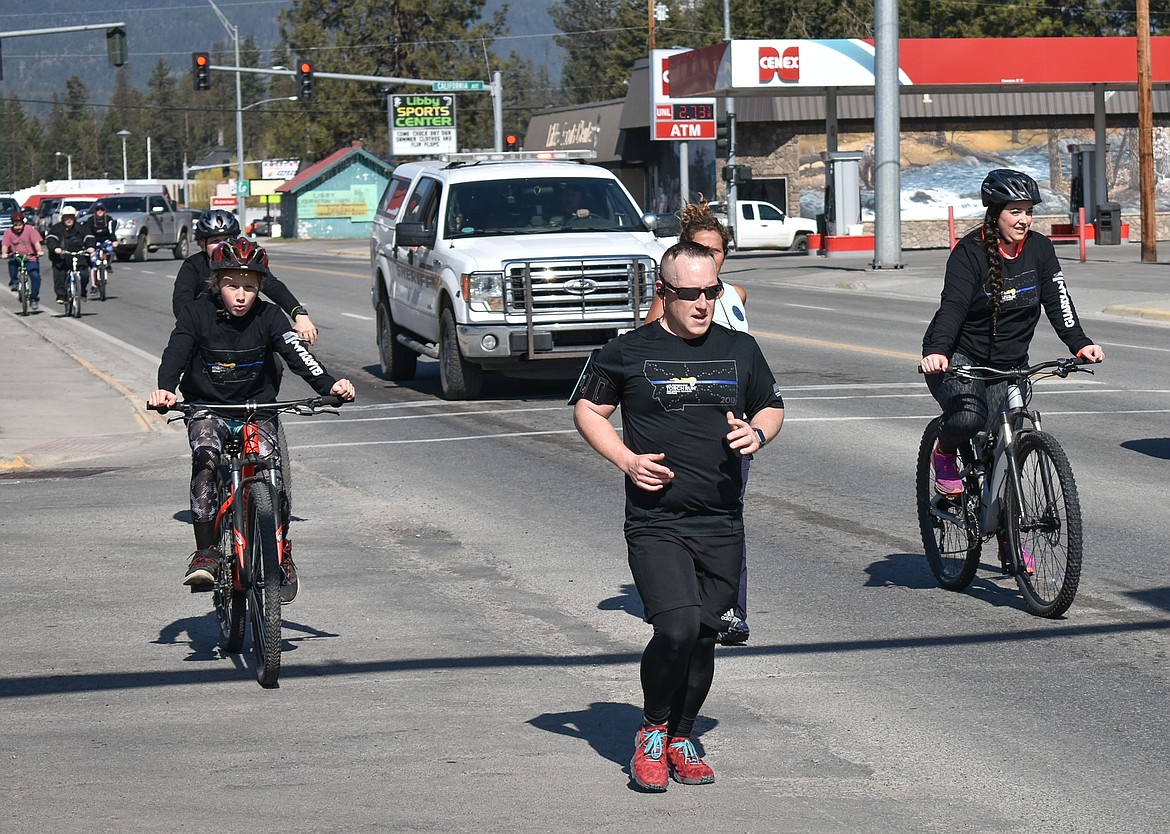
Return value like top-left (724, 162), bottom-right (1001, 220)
top-left (920, 169), bottom-right (1103, 569)
top-left (149, 237), bottom-right (354, 592)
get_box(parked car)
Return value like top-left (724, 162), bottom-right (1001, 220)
top-left (712, 199), bottom-right (816, 252)
top-left (0, 195), bottom-right (19, 235)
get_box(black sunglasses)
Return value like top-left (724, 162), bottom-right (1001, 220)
top-left (660, 280), bottom-right (723, 301)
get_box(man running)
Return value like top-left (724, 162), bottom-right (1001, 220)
top-left (572, 240), bottom-right (785, 791)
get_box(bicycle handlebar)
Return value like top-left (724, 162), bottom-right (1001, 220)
top-left (147, 395), bottom-right (345, 416)
top-left (918, 357), bottom-right (1095, 379)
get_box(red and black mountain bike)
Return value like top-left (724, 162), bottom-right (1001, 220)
top-left (150, 396), bottom-right (343, 687)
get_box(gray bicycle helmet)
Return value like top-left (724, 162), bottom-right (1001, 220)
top-left (195, 209), bottom-right (241, 240)
top-left (981, 169), bottom-right (1042, 207)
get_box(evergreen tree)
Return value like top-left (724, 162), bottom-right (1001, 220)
top-left (274, 0), bottom-right (511, 158)
top-left (551, 0), bottom-right (687, 105)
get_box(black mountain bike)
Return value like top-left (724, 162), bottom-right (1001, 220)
top-left (150, 396), bottom-right (343, 687)
top-left (916, 358), bottom-right (1093, 618)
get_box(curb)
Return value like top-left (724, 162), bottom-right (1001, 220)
top-left (1100, 304), bottom-right (1170, 323)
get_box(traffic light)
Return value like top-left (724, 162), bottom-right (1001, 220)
top-left (721, 165), bottom-right (753, 185)
top-left (715, 118), bottom-right (729, 153)
top-left (192, 52), bottom-right (210, 91)
top-left (505, 133), bottom-right (519, 151)
top-left (106, 27), bottom-right (127, 68)
top-left (298, 60), bottom-right (314, 100)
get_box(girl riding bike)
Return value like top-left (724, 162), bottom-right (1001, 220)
top-left (919, 168), bottom-right (1103, 568)
top-left (148, 237), bottom-right (354, 590)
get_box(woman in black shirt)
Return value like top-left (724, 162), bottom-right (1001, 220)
top-left (920, 168), bottom-right (1103, 502)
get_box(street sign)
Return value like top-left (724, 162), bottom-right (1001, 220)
top-left (391, 94), bottom-right (457, 156)
top-left (236, 179), bottom-right (250, 197)
top-left (432, 80), bottom-right (484, 92)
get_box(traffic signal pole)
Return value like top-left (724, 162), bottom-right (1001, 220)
top-left (722, 0), bottom-right (738, 248)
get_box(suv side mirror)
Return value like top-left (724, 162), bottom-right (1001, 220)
top-left (396, 221), bottom-right (436, 249)
top-left (641, 212), bottom-right (658, 231)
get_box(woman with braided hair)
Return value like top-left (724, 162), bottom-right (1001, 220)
top-left (920, 169), bottom-right (1103, 563)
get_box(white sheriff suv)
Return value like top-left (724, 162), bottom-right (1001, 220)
top-left (370, 152), bottom-right (667, 399)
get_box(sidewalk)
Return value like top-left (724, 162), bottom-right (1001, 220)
top-left (0, 305), bottom-right (162, 472)
top-left (2, 239), bottom-right (1167, 471)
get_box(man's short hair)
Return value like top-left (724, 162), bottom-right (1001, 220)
top-left (660, 239), bottom-right (717, 281)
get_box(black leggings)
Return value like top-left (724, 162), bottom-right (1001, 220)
top-left (640, 606), bottom-right (718, 740)
top-left (187, 415), bottom-right (285, 524)
top-left (926, 350), bottom-right (1011, 454)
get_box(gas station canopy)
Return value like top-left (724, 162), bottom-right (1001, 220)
top-left (668, 37), bottom-right (1170, 97)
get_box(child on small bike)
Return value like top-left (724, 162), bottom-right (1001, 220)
top-left (148, 237), bottom-right (355, 592)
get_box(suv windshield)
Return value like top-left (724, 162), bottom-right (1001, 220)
top-left (97, 196), bottom-right (149, 212)
top-left (445, 177), bottom-right (647, 238)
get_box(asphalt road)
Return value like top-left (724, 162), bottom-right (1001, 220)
top-left (2, 242), bottom-right (1169, 832)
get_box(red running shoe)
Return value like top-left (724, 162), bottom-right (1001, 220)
top-left (667, 737), bottom-right (715, 785)
top-left (630, 724), bottom-right (669, 791)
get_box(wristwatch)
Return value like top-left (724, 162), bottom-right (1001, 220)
top-left (753, 428), bottom-right (767, 447)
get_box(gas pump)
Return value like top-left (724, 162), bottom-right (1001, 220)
top-left (819, 150), bottom-right (864, 240)
top-left (1068, 144), bottom-right (1097, 225)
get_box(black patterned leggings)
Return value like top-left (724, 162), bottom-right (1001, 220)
top-left (187, 415), bottom-right (285, 524)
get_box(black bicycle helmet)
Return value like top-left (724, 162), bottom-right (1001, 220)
top-left (209, 236), bottom-right (268, 275)
top-left (981, 169), bottom-right (1042, 207)
top-left (195, 209), bottom-right (242, 240)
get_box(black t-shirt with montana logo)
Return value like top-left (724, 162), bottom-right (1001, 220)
top-left (588, 322), bottom-right (783, 533)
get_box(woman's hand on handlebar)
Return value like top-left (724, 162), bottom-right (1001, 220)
top-left (1076, 344), bottom-right (1105, 364)
top-left (330, 379), bottom-right (356, 402)
top-left (920, 353), bottom-right (949, 375)
top-left (148, 389), bottom-right (177, 409)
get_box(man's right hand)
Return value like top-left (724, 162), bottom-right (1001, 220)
top-left (623, 452), bottom-right (674, 492)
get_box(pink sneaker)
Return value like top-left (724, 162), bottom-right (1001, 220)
top-left (932, 448), bottom-right (963, 494)
top-left (999, 538), bottom-right (1035, 575)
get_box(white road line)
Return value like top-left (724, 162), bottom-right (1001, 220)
top-left (341, 312), bottom-right (374, 321)
top-left (784, 303), bottom-right (836, 311)
top-left (785, 408), bottom-right (1170, 422)
top-left (286, 405), bottom-right (564, 425)
top-left (293, 428), bottom-right (579, 448)
top-left (1100, 341), bottom-right (1170, 353)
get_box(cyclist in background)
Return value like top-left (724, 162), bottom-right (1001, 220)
top-left (173, 210), bottom-right (319, 345)
top-left (44, 205), bottom-right (88, 306)
top-left (645, 199), bottom-right (751, 645)
top-left (920, 168), bottom-right (1103, 563)
top-left (2, 212), bottom-right (45, 311)
top-left (83, 202), bottom-right (118, 296)
top-left (148, 237), bottom-right (354, 591)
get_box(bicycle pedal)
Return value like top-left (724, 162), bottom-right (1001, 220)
top-left (188, 583), bottom-right (214, 594)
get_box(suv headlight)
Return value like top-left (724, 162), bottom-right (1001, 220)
top-left (462, 272), bottom-right (504, 312)
top-left (120, 218), bottom-right (138, 232)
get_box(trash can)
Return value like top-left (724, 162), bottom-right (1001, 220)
top-left (1095, 202), bottom-right (1121, 245)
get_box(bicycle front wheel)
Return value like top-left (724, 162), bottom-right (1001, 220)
top-left (98, 266), bottom-right (107, 301)
top-left (19, 273), bottom-right (29, 316)
top-left (1007, 431), bottom-right (1082, 618)
top-left (214, 481), bottom-right (247, 652)
top-left (246, 482), bottom-right (283, 687)
top-left (917, 417), bottom-right (982, 590)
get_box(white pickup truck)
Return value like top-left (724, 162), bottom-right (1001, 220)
top-left (713, 199), bottom-right (816, 252)
top-left (369, 153), bottom-right (666, 399)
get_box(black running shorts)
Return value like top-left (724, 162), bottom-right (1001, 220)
top-left (626, 528), bottom-right (743, 630)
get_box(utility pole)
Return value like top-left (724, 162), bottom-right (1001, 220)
top-left (207, 0), bottom-right (246, 223)
top-left (1137, 0), bottom-right (1157, 262)
top-left (871, 0), bottom-right (903, 268)
top-left (723, 0), bottom-right (738, 248)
